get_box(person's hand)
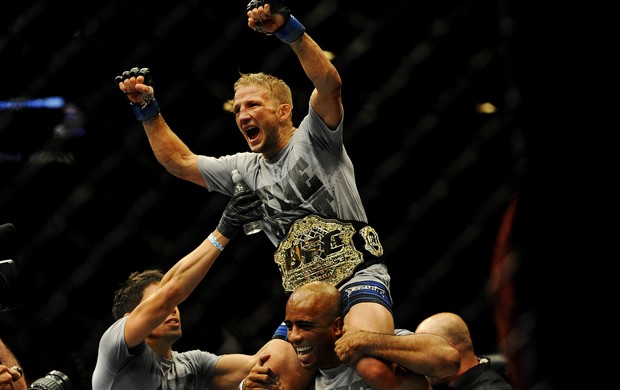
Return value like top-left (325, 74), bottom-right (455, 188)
top-left (115, 67), bottom-right (155, 106)
top-left (217, 188), bottom-right (262, 239)
top-left (246, 0), bottom-right (289, 35)
top-left (0, 364), bottom-right (23, 390)
top-left (115, 67), bottom-right (160, 121)
top-left (240, 354), bottom-right (282, 390)
top-left (334, 325), bottom-right (366, 366)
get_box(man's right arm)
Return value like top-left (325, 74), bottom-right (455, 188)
top-left (142, 115), bottom-right (205, 186)
top-left (116, 68), bottom-right (207, 188)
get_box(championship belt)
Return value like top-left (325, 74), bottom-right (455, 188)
top-left (274, 215), bottom-right (383, 292)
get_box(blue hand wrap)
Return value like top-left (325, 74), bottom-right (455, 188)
top-left (131, 98), bottom-right (160, 122)
top-left (275, 15), bottom-right (305, 44)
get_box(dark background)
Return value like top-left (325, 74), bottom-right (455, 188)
top-left (1, 0), bottom-right (571, 389)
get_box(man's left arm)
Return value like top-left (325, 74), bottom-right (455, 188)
top-left (246, 1), bottom-right (343, 129)
top-left (335, 325), bottom-right (461, 380)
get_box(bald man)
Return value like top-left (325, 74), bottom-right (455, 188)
top-left (241, 281), bottom-right (460, 389)
top-left (415, 312), bottom-right (513, 390)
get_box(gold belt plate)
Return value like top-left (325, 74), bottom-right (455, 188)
top-left (274, 215), bottom-right (364, 292)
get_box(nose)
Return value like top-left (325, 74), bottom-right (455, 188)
top-left (288, 326), bottom-right (303, 343)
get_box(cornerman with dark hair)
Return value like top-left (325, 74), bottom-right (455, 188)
top-left (92, 188), bottom-right (309, 390)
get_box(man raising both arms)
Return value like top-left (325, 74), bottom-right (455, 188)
top-left (116, 1), bottom-right (403, 387)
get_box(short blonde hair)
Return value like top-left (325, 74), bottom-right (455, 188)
top-left (234, 72), bottom-right (293, 108)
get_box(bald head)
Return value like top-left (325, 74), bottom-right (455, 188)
top-left (286, 281), bottom-right (342, 320)
top-left (415, 312), bottom-right (472, 351)
top-left (415, 312), bottom-right (479, 382)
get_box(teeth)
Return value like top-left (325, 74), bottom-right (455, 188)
top-left (296, 346), bottom-right (311, 355)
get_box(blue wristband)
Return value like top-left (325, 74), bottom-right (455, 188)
top-left (131, 98), bottom-right (160, 121)
top-left (274, 15), bottom-right (305, 44)
top-left (208, 233), bottom-right (225, 251)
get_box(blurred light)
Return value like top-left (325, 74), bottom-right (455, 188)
top-left (0, 97), bottom-right (65, 110)
top-left (223, 99), bottom-right (234, 113)
top-left (475, 102), bottom-right (497, 114)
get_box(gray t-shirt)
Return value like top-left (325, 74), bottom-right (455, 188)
top-left (312, 364), bottom-right (370, 390)
top-left (92, 317), bottom-right (220, 390)
top-left (198, 104), bottom-right (367, 247)
top-left (311, 330), bottom-right (413, 390)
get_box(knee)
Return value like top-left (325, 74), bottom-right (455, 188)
top-left (258, 339), bottom-right (314, 388)
top-left (355, 356), bottom-right (400, 388)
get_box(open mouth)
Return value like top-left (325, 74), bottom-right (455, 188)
top-left (246, 126), bottom-right (259, 141)
top-left (295, 346), bottom-right (313, 365)
top-left (165, 318), bottom-right (179, 325)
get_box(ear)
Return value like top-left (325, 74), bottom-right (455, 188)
top-left (334, 316), bottom-right (344, 336)
top-left (278, 103), bottom-right (292, 122)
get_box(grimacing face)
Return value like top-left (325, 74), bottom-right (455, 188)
top-left (233, 84), bottom-right (287, 158)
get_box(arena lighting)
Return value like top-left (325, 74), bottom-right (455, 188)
top-left (0, 97), bottom-right (65, 110)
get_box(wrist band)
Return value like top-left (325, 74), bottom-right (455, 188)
top-left (275, 15), bottom-right (305, 44)
top-left (131, 98), bottom-right (160, 121)
top-left (238, 378), bottom-right (246, 390)
top-left (208, 233), bottom-right (224, 251)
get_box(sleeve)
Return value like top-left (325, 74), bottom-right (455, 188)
top-left (300, 103), bottom-right (344, 156)
top-left (179, 350), bottom-right (221, 386)
top-left (197, 153), bottom-right (262, 194)
top-left (98, 318), bottom-right (133, 365)
top-left (93, 317), bottom-right (147, 387)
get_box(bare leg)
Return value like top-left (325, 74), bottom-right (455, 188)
top-left (254, 338), bottom-right (315, 389)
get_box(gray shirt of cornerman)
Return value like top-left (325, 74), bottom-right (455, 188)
top-left (92, 316), bottom-right (220, 390)
top-left (311, 329), bottom-right (414, 390)
top-left (197, 103), bottom-right (367, 247)
top-left (312, 364), bottom-right (371, 390)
